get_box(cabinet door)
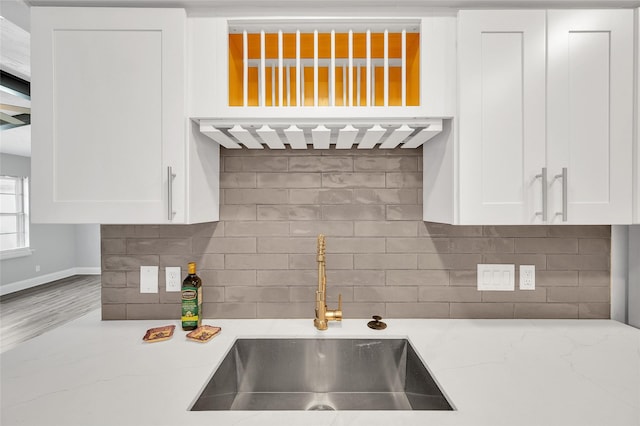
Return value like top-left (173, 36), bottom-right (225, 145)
top-left (31, 8), bottom-right (185, 224)
top-left (547, 10), bottom-right (633, 224)
top-left (458, 11), bottom-right (546, 224)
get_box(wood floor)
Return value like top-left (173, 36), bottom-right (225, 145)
top-left (0, 275), bottom-right (101, 353)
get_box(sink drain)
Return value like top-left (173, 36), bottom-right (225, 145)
top-left (307, 404), bottom-right (335, 411)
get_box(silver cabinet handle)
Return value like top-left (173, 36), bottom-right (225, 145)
top-left (554, 167), bottom-right (567, 222)
top-left (167, 166), bottom-right (176, 221)
top-left (535, 167), bottom-right (547, 221)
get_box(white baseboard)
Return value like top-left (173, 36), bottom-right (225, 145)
top-left (0, 267), bottom-right (101, 296)
top-left (74, 267), bottom-right (101, 275)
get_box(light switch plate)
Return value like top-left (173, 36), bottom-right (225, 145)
top-left (166, 267), bottom-right (181, 292)
top-left (140, 266), bottom-right (159, 293)
top-left (520, 265), bottom-right (535, 290)
top-left (477, 264), bottom-right (515, 291)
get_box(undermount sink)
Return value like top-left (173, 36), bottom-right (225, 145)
top-left (190, 338), bottom-right (453, 411)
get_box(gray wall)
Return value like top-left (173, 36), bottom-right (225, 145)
top-left (101, 147), bottom-right (611, 320)
top-left (75, 224), bottom-right (101, 269)
top-left (0, 153), bottom-right (100, 292)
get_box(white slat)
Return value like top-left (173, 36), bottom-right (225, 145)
top-left (357, 64), bottom-right (361, 107)
top-left (342, 64), bottom-right (347, 106)
top-left (330, 30), bottom-right (335, 107)
top-left (357, 125), bottom-right (386, 148)
top-left (379, 125), bottom-right (413, 149)
top-left (284, 125), bottom-right (307, 149)
top-left (256, 125), bottom-right (286, 149)
top-left (371, 62), bottom-right (376, 106)
top-left (260, 30), bottom-right (266, 107)
top-left (200, 125), bottom-right (242, 149)
top-left (401, 29), bottom-right (406, 107)
top-left (401, 120), bottom-right (444, 148)
top-left (366, 29), bottom-right (371, 107)
top-left (301, 67), bottom-right (305, 106)
top-left (314, 29), bottom-right (319, 107)
top-left (243, 30), bottom-right (248, 107)
top-left (384, 29), bottom-right (389, 107)
top-left (311, 125), bottom-right (331, 149)
top-left (271, 64), bottom-right (276, 107)
top-left (286, 64), bottom-right (291, 106)
top-left (278, 30), bottom-right (283, 107)
top-left (229, 125), bottom-right (264, 149)
top-left (348, 29), bottom-right (353, 107)
top-left (336, 125), bottom-right (358, 149)
top-left (296, 30), bottom-right (301, 107)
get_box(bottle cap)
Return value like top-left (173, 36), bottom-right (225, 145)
top-left (188, 262), bottom-right (196, 274)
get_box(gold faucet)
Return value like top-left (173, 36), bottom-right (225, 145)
top-left (314, 234), bottom-right (342, 330)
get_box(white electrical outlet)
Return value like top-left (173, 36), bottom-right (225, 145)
top-left (477, 264), bottom-right (515, 291)
top-left (166, 267), bottom-right (181, 292)
top-left (140, 266), bottom-right (159, 293)
top-left (520, 265), bottom-right (535, 290)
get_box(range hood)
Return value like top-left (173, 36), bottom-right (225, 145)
top-left (198, 118), bottom-right (443, 149)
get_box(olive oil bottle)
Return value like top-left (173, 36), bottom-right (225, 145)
top-left (181, 262), bottom-right (202, 331)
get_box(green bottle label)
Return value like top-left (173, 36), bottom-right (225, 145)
top-left (182, 285), bottom-right (199, 328)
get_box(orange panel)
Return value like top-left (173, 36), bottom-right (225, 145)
top-left (229, 31), bottom-right (420, 107)
top-left (229, 34), bottom-right (243, 106)
top-left (247, 33), bottom-right (261, 59)
top-left (406, 33), bottom-right (420, 106)
top-left (247, 67), bottom-right (258, 106)
top-left (265, 66), bottom-right (272, 106)
top-left (265, 33), bottom-right (278, 59)
top-left (302, 67), bottom-right (313, 106)
top-left (334, 66), bottom-right (344, 106)
top-left (388, 67), bottom-right (401, 106)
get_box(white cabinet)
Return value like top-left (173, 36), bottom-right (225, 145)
top-left (457, 10), bottom-right (546, 225)
top-left (428, 9), bottom-right (633, 225)
top-left (547, 10), bottom-right (633, 224)
top-left (31, 7), bottom-right (219, 224)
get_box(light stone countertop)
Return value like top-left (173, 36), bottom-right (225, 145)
top-left (1, 310), bottom-right (639, 426)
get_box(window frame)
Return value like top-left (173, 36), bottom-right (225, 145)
top-left (0, 175), bottom-right (32, 260)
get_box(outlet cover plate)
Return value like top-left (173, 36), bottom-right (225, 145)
top-left (166, 267), bottom-right (181, 292)
top-left (477, 264), bottom-right (515, 291)
top-left (140, 266), bottom-right (159, 293)
top-left (520, 265), bottom-right (535, 290)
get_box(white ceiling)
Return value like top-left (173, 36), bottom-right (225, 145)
top-left (0, 125), bottom-right (31, 157)
top-left (0, 17), bottom-right (30, 81)
top-left (24, 0), bottom-right (640, 7)
top-left (0, 2), bottom-right (31, 157)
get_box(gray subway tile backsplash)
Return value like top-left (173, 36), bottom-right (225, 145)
top-left (101, 147), bottom-right (611, 320)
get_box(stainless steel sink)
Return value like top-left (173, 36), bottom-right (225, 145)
top-left (190, 338), bottom-right (453, 411)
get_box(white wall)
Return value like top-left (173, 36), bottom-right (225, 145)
top-left (611, 224), bottom-right (640, 329)
top-left (0, 153), bottom-right (100, 295)
top-left (629, 225), bottom-right (640, 328)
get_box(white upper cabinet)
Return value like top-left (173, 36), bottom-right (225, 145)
top-left (457, 10), bottom-right (546, 225)
top-left (31, 8), bottom-right (219, 224)
top-left (438, 9), bottom-right (634, 225)
top-left (547, 10), bottom-right (633, 224)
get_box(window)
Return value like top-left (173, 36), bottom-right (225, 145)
top-left (0, 175), bottom-right (30, 258)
